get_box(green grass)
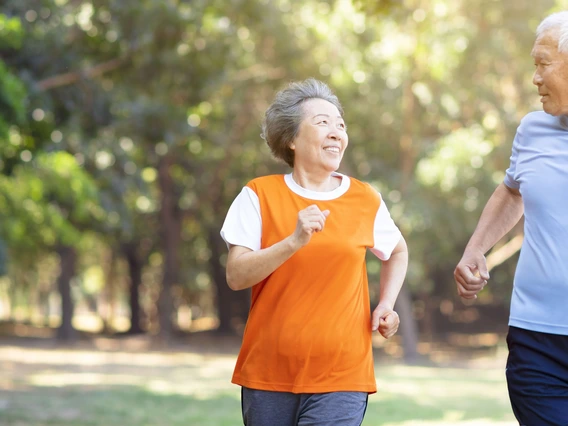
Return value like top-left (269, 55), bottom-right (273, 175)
top-left (366, 365), bottom-right (515, 425)
top-left (0, 387), bottom-right (240, 426)
top-left (0, 343), bottom-right (517, 426)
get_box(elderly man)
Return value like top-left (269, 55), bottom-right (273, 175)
top-left (454, 11), bottom-right (568, 425)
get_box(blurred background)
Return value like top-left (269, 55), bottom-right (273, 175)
top-left (0, 0), bottom-right (564, 425)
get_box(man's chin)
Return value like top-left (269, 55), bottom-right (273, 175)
top-left (542, 105), bottom-right (559, 116)
top-left (542, 103), bottom-right (568, 116)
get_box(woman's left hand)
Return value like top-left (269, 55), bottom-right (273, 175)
top-left (371, 304), bottom-right (400, 339)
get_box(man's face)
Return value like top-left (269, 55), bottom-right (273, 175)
top-left (532, 29), bottom-right (568, 116)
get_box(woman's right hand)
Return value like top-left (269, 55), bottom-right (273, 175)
top-left (290, 205), bottom-right (330, 249)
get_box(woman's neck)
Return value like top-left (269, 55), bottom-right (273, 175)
top-left (291, 168), bottom-right (341, 192)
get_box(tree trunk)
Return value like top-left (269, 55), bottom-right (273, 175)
top-left (208, 228), bottom-right (249, 335)
top-left (122, 242), bottom-right (144, 334)
top-left (395, 75), bottom-right (421, 361)
top-left (395, 285), bottom-right (420, 363)
top-left (56, 245), bottom-right (77, 341)
top-left (38, 287), bottom-right (51, 328)
top-left (208, 228), bottom-right (232, 333)
top-left (101, 248), bottom-right (116, 333)
top-left (157, 155), bottom-right (182, 343)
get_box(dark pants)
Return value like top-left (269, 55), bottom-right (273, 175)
top-left (241, 387), bottom-right (368, 426)
top-left (506, 326), bottom-right (568, 425)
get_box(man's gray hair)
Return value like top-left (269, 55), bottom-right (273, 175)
top-left (537, 11), bottom-right (568, 53)
top-left (261, 78), bottom-right (343, 168)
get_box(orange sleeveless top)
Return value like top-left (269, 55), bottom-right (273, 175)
top-left (232, 175), bottom-right (381, 393)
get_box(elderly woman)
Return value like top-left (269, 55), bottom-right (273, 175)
top-left (221, 78), bottom-right (408, 426)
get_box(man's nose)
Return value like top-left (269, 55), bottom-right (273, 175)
top-left (533, 70), bottom-right (543, 86)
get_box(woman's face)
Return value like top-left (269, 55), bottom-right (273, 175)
top-left (290, 98), bottom-right (348, 173)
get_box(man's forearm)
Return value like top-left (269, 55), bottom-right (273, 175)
top-left (465, 183), bottom-right (524, 255)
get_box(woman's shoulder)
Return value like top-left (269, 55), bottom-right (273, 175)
top-left (346, 176), bottom-right (377, 192)
top-left (344, 176), bottom-right (382, 203)
top-left (246, 174), bottom-right (286, 190)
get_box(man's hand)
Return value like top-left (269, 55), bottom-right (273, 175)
top-left (454, 250), bottom-right (490, 300)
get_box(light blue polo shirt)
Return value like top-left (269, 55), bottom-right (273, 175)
top-left (504, 111), bottom-right (568, 335)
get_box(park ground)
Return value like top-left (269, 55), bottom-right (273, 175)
top-left (0, 329), bottom-right (518, 426)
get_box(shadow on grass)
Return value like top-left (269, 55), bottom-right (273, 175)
top-left (0, 385), bottom-right (241, 426)
top-left (0, 341), bottom-right (516, 426)
top-left (0, 384), bottom-right (515, 426)
top-left (365, 392), bottom-right (514, 425)
top-left (363, 365), bottom-right (515, 425)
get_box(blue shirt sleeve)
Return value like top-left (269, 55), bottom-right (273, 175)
top-left (504, 122), bottom-right (522, 190)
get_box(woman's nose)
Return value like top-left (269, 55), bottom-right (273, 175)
top-left (329, 132), bottom-right (339, 139)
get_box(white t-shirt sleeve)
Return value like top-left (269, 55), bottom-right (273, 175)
top-left (220, 186), bottom-right (262, 251)
top-left (369, 194), bottom-right (402, 261)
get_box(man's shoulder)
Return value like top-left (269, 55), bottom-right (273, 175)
top-left (519, 110), bottom-right (557, 129)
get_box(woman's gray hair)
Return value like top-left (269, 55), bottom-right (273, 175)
top-left (536, 11), bottom-right (568, 53)
top-left (261, 78), bottom-right (343, 168)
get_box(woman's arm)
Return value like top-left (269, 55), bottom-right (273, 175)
top-left (226, 205), bottom-right (329, 291)
top-left (371, 236), bottom-right (408, 338)
top-left (377, 236), bottom-right (408, 310)
top-left (226, 238), bottom-right (299, 291)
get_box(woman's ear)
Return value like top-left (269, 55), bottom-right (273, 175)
top-left (289, 142), bottom-right (295, 150)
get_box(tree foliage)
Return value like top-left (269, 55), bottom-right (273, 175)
top-left (0, 0), bottom-right (562, 344)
